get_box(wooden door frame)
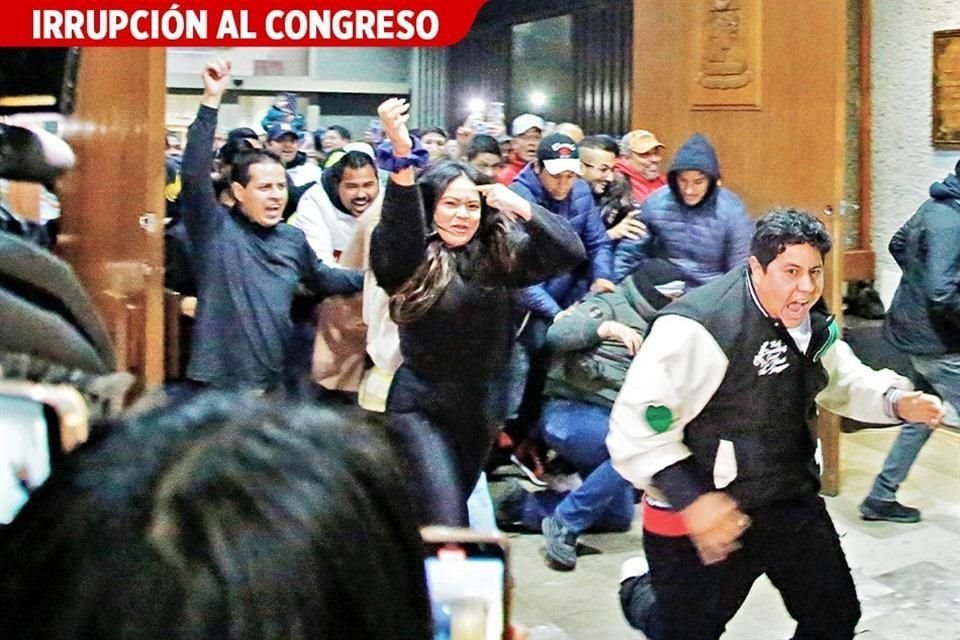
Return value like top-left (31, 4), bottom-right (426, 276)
top-left (843, 0), bottom-right (875, 282)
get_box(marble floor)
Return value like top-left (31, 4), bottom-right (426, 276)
top-left (499, 425), bottom-right (960, 639)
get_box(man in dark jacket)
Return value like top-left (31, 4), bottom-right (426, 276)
top-left (613, 133), bottom-right (754, 288)
top-left (506, 134), bottom-right (614, 455)
top-left (859, 158), bottom-right (960, 523)
top-left (181, 59), bottom-right (362, 393)
top-left (512, 133), bottom-right (615, 315)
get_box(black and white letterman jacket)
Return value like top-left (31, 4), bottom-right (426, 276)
top-left (607, 267), bottom-right (912, 512)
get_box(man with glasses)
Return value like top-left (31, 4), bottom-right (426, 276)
top-left (497, 113), bottom-right (545, 185)
top-left (580, 135), bottom-right (647, 244)
top-left (615, 129), bottom-right (667, 204)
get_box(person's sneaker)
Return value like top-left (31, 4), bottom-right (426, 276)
top-left (542, 515), bottom-right (578, 571)
top-left (510, 450), bottom-right (547, 487)
top-left (859, 497), bottom-right (921, 523)
top-left (619, 555), bottom-right (649, 584)
top-left (492, 478), bottom-right (529, 530)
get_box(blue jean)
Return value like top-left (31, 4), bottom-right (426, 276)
top-left (868, 352), bottom-right (960, 502)
top-left (521, 399), bottom-right (635, 533)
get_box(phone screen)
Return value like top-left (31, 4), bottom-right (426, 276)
top-left (424, 539), bottom-right (506, 640)
top-left (0, 394), bottom-right (58, 524)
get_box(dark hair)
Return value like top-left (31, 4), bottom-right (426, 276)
top-left (751, 207), bottom-right (832, 269)
top-left (217, 136), bottom-right (259, 167)
top-left (466, 134), bottom-right (501, 160)
top-left (417, 160), bottom-right (488, 223)
top-left (229, 148), bottom-right (283, 186)
top-left (389, 161), bottom-right (515, 323)
top-left (667, 171), bottom-right (717, 209)
top-left (322, 151), bottom-right (380, 212)
top-left (0, 392), bottom-right (433, 640)
top-left (326, 124), bottom-right (352, 141)
top-left (420, 126), bottom-right (448, 141)
top-left (212, 176), bottom-right (232, 201)
top-left (227, 127), bottom-right (259, 144)
top-left (579, 134), bottom-right (620, 156)
top-left (326, 150), bottom-right (377, 183)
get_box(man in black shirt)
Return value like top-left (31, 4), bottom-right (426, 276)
top-left (180, 59), bottom-right (361, 392)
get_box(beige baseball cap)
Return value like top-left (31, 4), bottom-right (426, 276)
top-left (624, 129), bottom-right (665, 154)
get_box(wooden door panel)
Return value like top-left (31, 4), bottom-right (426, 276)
top-left (57, 48), bottom-right (166, 390)
top-left (631, 0), bottom-right (846, 312)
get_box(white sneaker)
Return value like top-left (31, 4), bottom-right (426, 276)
top-left (510, 453), bottom-right (548, 487)
top-left (620, 555), bottom-right (650, 584)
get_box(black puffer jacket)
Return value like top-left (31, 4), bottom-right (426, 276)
top-left (883, 167), bottom-right (960, 355)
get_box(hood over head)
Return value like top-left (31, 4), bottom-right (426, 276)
top-left (929, 158), bottom-right (960, 202)
top-left (667, 133), bottom-right (720, 208)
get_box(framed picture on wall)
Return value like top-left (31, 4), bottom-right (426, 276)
top-left (933, 29), bottom-right (960, 148)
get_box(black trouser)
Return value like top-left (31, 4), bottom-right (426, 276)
top-left (643, 494), bottom-right (860, 640)
top-left (387, 365), bottom-right (505, 527)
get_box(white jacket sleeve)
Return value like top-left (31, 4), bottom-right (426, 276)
top-left (291, 185), bottom-right (336, 264)
top-left (607, 315), bottom-right (729, 491)
top-left (816, 339), bottom-right (912, 424)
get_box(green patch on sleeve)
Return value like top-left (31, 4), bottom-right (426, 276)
top-left (645, 405), bottom-right (674, 433)
top-left (813, 318), bottom-right (840, 362)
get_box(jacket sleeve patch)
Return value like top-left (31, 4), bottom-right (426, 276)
top-left (645, 405), bottom-right (674, 433)
top-left (813, 317), bottom-right (841, 362)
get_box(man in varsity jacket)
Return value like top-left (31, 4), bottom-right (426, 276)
top-left (607, 208), bottom-right (945, 640)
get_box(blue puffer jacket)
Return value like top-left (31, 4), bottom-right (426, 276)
top-left (512, 164), bottom-right (613, 318)
top-left (613, 133), bottom-right (753, 288)
top-left (883, 170), bottom-right (960, 355)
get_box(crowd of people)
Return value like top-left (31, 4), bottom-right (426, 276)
top-left (1, 56), bottom-right (956, 639)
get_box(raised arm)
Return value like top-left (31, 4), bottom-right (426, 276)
top-left (613, 230), bottom-right (653, 282)
top-left (369, 98), bottom-right (430, 292)
top-left (180, 59), bottom-right (231, 241)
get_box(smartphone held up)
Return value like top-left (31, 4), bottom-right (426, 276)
top-left (422, 526), bottom-right (510, 640)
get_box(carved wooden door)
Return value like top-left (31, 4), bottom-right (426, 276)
top-left (57, 48), bottom-right (167, 391)
top-left (631, 0), bottom-right (850, 313)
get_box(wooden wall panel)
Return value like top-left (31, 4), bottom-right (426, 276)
top-left (631, 0), bottom-right (847, 218)
top-left (631, 0), bottom-right (848, 317)
top-left (58, 48), bottom-right (167, 389)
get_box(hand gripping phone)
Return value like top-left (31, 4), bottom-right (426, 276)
top-left (421, 526), bottom-right (510, 640)
top-left (0, 381), bottom-right (89, 523)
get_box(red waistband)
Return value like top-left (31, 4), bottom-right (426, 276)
top-left (642, 499), bottom-right (689, 537)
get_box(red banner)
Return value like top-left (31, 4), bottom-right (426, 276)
top-left (1, 0), bottom-right (487, 46)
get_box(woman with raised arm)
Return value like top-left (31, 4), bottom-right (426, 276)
top-left (371, 98), bottom-right (585, 526)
